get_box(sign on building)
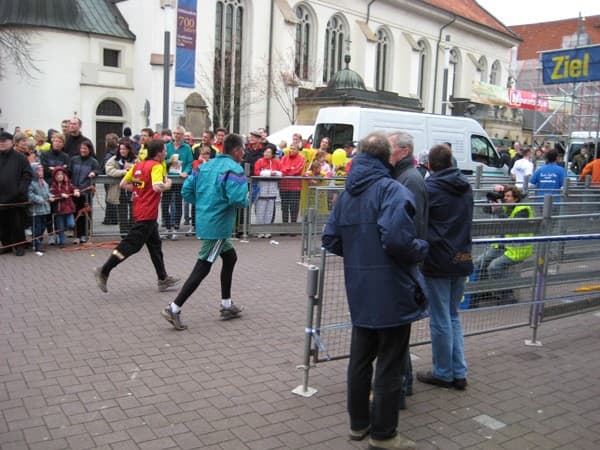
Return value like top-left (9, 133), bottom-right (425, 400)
top-left (175, 0), bottom-right (197, 88)
top-left (508, 89), bottom-right (548, 111)
top-left (541, 44), bottom-right (600, 85)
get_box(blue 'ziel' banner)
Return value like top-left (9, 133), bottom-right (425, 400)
top-left (541, 45), bottom-right (600, 85)
top-left (175, 0), bottom-right (197, 88)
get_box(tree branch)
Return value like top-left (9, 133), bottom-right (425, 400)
top-left (0, 28), bottom-right (41, 80)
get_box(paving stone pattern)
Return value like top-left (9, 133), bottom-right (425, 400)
top-left (1, 237), bottom-right (599, 449)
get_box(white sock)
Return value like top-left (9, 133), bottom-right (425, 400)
top-left (170, 303), bottom-right (181, 314)
top-left (221, 298), bottom-right (232, 308)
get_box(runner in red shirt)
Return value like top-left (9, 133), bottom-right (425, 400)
top-left (94, 139), bottom-right (180, 293)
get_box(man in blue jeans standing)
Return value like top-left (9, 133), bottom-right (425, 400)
top-left (162, 126), bottom-right (193, 240)
top-left (417, 144), bottom-right (474, 390)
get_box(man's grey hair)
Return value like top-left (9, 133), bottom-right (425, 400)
top-left (390, 132), bottom-right (414, 155)
top-left (358, 132), bottom-right (391, 162)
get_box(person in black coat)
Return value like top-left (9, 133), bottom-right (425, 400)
top-left (323, 132), bottom-right (428, 450)
top-left (63, 117), bottom-right (90, 157)
top-left (0, 132), bottom-right (33, 255)
top-left (68, 140), bottom-right (100, 243)
top-left (389, 131), bottom-right (429, 408)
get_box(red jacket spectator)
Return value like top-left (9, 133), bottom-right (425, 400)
top-left (254, 155), bottom-right (282, 175)
top-left (280, 149), bottom-right (305, 191)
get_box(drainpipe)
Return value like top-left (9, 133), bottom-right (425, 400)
top-left (432, 16), bottom-right (456, 113)
top-left (266, 0), bottom-right (275, 133)
top-left (366, 0), bottom-right (376, 23)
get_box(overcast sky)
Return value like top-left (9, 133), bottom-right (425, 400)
top-left (476, 0), bottom-right (600, 26)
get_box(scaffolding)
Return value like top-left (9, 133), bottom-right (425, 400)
top-left (532, 65), bottom-right (600, 157)
top-left (530, 27), bottom-right (600, 159)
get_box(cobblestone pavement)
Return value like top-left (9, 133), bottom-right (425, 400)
top-left (1, 236), bottom-right (599, 449)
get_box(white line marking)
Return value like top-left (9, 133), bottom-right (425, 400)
top-left (473, 414), bottom-right (506, 430)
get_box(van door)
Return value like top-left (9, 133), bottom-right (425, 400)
top-left (313, 123), bottom-right (354, 150)
top-left (471, 135), bottom-right (506, 175)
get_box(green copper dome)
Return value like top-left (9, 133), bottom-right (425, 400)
top-left (327, 55), bottom-right (366, 90)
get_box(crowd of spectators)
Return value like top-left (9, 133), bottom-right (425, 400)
top-left (4, 117), bottom-right (595, 259)
top-left (0, 120), bottom-right (358, 255)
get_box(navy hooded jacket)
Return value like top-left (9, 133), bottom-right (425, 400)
top-left (422, 167), bottom-right (474, 278)
top-left (322, 152), bottom-right (429, 329)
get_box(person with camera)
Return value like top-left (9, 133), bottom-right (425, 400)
top-left (472, 185), bottom-right (534, 306)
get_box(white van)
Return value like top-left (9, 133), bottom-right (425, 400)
top-left (313, 106), bottom-right (507, 176)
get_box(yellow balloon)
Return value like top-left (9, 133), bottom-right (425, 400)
top-left (332, 149), bottom-right (347, 168)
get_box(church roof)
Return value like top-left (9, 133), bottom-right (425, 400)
top-left (420, 0), bottom-right (521, 41)
top-left (0, 0), bottom-right (135, 40)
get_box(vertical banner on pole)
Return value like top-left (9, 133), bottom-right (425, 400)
top-left (175, 0), bottom-right (197, 88)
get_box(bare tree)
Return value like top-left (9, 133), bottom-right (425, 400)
top-left (193, 52), bottom-right (267, 132)
top-left (270, 69), bottom-right (300, 124)
top-left (0, 28), bottom-right (40, 79)
top-left (263, 46), bottom-right (325, 126)
top-left (261, 48), bottom-right (300, 125)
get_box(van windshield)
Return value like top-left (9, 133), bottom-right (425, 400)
top-left (314, 124), bottom-right (354, 150)
top-left (471, 135), bottom-right (502, 167)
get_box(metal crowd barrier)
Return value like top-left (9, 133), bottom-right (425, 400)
top-left (292, 194), bottom-right (600, 397)
top-left (86, 169), bottom-right (600, 244)
top-left (80, 175), bottom-right (344, 242)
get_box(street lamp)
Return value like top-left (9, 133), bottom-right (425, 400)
top-left (162, 0), bottom-right (174, 130)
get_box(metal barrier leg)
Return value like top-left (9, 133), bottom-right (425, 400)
top-left (525, 255), bottom-right (545, 347)
top-left (526, 195), bottom-right (553, 347)
top-left (292, 265), bottom-right (319, 397)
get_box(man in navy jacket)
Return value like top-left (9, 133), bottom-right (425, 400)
top-left (323, 132), bottom-right (428, 450)
top-left (417, 144), bottom-right (474, 391)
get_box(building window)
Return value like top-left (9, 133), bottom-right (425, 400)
top-left (214, 0), bottom-right (244, 132)
top-left (490, 60), bottom-right (501, 85)
top-left (323, 15), bottom-right (347, 83)
top-left (294, 5), bottom-right (311, 80)
top-left (96, 100), bottom-right (123, 116)
top-left (375, 28), bottom-right (390, 91)
top-left (478, 56), bottom-right (488, 82)
top-left (103, 49), bottom-right (120, 68)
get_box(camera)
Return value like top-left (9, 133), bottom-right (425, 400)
top-left (486, 191), bottom-right (503, 202)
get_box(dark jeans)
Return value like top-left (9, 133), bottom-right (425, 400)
top-left (117, 201), bottom-right (133, 236)
top-left (402, 354), bottom-right (413, 398)
top-left (114, 220), bottom-right (166, 280)
top-left (103, 203), bottom-right (118, 225)
top-left (31, 214), bottom-right (49, 251)
top-left (280, 191), bottom-right (299, 223)
top-left (73, 192), bottom-right (92, 238)
top-left (348, 324), bottom-right (411, 440)
top-left (161, 184), bottom-right (183, 230)
top-left (0, 207), bottom-right (27, 251)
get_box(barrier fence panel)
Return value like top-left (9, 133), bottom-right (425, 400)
top-left (301, 192), bottom-right (600, 378)
top-left (305, 232), bottom-right (600, 370)
top-left (75, 175), bottom-right (600, 237)
top-left (245, 176), bottom-right (346, 241)
top-left (87, 177), bottom-right (195, 240)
